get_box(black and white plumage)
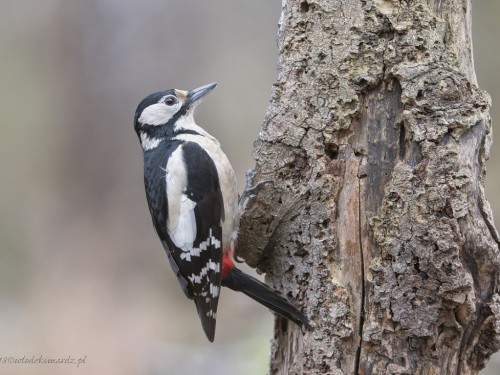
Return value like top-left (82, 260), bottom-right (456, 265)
top-left (134, 83), bottom-right (309, 341)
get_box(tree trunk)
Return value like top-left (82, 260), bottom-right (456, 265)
top-left (236, 0), bottom-right (500, 374)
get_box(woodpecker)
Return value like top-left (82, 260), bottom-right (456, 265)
top-left (134, 83), bottom-right (309, 341)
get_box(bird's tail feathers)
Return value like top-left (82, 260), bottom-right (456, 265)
top-left (222, 267), bottom-right (310, 329)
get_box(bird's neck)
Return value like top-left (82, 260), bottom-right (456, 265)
top-left (139, 113), bottom-right (218, 152)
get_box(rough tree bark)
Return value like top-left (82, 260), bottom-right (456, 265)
top-left (236, 0), bottom-right (500, 374)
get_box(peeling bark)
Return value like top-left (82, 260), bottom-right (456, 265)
top-left (236, 0), bottom-right (500, 374)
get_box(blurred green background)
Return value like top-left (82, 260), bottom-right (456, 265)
top-left (0, 1), bottom-right (498, 374)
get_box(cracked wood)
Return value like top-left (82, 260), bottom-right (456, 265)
top-left (236, 0), bottom-right (500, 374)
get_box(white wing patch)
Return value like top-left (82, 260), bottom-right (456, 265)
top-left (165, 145), bottom-right (197, 251)
top-left (165, 144), bottom-right (224, 260)
top-left (170, 195), bottom-right (197, 251)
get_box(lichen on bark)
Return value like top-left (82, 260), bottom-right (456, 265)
top-left (236, 0), bottom-right (500, 374)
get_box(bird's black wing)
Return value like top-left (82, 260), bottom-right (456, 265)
top-left (144, 141), bottom-right (224, 341)
top-left (179, 141), bottom-right (224, 342)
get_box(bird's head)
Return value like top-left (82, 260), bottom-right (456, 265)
top-left (134, 83), bottom-right (217, 149)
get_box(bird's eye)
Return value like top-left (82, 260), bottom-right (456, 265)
top-left (164, 96), bottom-right (178, 106)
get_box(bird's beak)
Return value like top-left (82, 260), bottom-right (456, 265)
top-left (187, 82), bottom-right (217, 105)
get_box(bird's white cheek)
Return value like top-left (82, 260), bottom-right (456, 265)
top-left (138, 103), bottom-right (176, 125)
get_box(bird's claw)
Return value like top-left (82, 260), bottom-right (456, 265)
top-left (239, 168), bottom-right (272, 211)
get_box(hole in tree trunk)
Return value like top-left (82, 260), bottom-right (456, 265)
top-left (300, 1), bottom-right (310, 12)
top-left (325, 143), bottom-right (339, 159)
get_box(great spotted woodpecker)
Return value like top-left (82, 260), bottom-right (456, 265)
top-left (134, 83), bottom-right (309, 341)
